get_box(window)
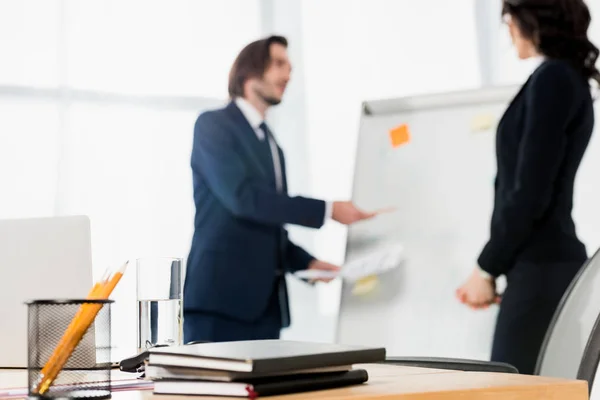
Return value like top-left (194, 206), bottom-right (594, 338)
top-left (0, 99), bottom-right (59, 218)
top-left (0, 0), bottom-right (60, 87)
top-left (0, 0), bottom-right (258, 359)
top-left (65, 0), bottom-right (260, 98)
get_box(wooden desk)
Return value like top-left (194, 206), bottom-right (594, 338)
top-left (0, 364), bottom-right (588, 400)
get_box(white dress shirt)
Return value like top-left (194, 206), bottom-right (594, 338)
top-left (234, 97), bottom-right (332, 223)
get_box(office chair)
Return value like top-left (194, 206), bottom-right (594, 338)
top-left (383, 247), bottom-right (600, 391)
top-left (534, 248), bottom-right (600, 379)
top-left (577, 312), bottom-right (600, 397)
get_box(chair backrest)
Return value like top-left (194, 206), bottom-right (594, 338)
top-left (535, 248), bottom-right (600, 380)
top-left (577, 310), bottom-right (600, 397)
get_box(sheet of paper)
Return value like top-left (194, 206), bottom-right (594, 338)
top-left (294, 243), bottom-right (404, 283)
top-left (0, 375), bottom-right (153, 398)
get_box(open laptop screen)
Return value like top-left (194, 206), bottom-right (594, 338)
top-left (0, 215), bottom-right (93, 368)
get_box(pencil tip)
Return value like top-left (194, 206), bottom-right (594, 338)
top-left (117, 260), bottom-right (129, 273)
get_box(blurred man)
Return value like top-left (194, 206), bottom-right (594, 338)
top-left (183, 35), bottom-right (376, 342)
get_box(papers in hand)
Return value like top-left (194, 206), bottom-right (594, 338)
top-left (294, 244), bottom-right (404, 283)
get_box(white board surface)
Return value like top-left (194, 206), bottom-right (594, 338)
top-left (336, 85), bottom-right (600, 362)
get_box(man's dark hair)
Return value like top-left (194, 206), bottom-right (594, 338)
top-left (228, 35), bottom-right (288, 98)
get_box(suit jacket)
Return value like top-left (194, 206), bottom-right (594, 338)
top-left (183, 101), bottom-right (325, 325)
top-left (478, 59), bottom-right (593, 277)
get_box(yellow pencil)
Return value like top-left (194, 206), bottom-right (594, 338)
top-left (33, 261), bottom-right (128, 395)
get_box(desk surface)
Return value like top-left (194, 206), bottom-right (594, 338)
top-left (0, 363), bottom-right (588, 400)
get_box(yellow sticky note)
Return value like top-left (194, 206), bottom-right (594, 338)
top-left (352, 275), bottom-right (379, 296)
top-left (470, 113), bottom-right (495, 133)
top-left (389, 124), bottom-right (411, 148)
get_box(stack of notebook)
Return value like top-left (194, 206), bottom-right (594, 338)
top-left (146, 340), bottom-right (386, 397)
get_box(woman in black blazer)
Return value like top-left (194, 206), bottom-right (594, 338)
top-left (456, 0), bottom-right (600, 374)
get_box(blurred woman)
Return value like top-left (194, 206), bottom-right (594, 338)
top-left (456, 0), bottom-right (600, 374)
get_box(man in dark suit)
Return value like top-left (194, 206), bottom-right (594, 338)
top-left (183, 35), bottom-right (377, 343)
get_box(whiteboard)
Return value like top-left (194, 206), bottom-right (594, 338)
top-left (336, 85), bottom-right (600, 362)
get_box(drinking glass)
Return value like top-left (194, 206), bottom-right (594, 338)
top-left (136, 258), bottom-right (183, 352)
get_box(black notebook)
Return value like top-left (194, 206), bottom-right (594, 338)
top-left (152, 369), bottom-right (369, 398)
top-left (148, 340), bottom-right (386, 373)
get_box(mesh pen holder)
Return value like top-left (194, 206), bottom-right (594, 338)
top-left (27, 299), bottom-right (113, 400)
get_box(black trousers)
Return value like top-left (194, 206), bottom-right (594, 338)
top-left (490, 260), bottom-right (583, 374)
top-left (183, 281), bottom-right (282, 343)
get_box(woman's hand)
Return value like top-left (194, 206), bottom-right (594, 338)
top-left (456, 267), bottom-right (501, 309)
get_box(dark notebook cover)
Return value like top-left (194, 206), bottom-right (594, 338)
top-left (148, 340), bottom-right (386, 373)
top-left (152, 369), bottom-right (369, 398)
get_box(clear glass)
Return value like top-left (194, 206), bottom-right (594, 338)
top-left (136, 258), bottom-right (183, 352)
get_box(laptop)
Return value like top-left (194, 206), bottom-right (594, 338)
top-left (0, 215), bottom-right (94, 368)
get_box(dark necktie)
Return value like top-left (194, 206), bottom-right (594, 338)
top-left (259, 123), bottom-right (290, 328)
top-left (259, 122), bottom-right (283, 193)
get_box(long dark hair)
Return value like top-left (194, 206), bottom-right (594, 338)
top-left (227, 35), bottom-right (288, 98)
top-left (502, 0), bottom-right (600, 85)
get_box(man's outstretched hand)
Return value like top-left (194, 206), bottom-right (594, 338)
top-left (332, 201), bottom-right (392, 225)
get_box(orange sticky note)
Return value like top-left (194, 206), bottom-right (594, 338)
top-left (389, 124), bottom-right (410, 148)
